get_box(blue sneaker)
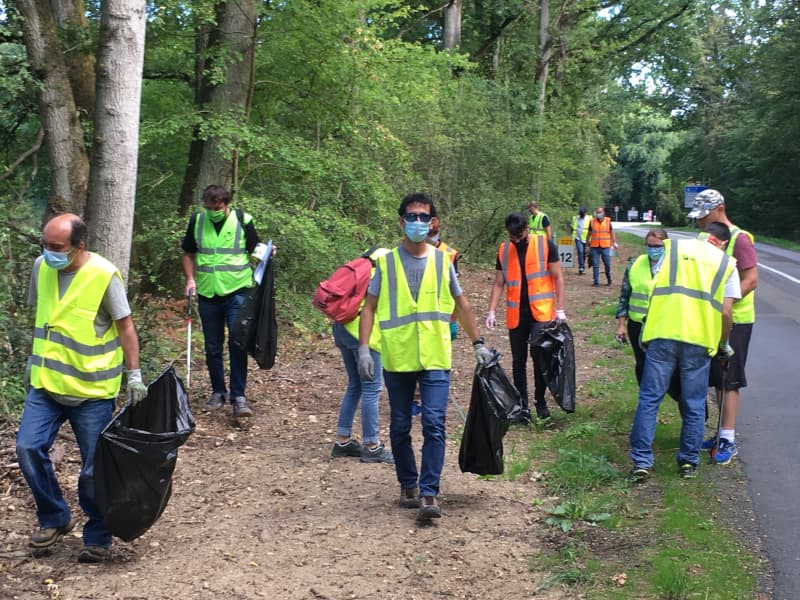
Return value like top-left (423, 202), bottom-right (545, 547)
top-left (701, 435), bottom-right (717, 450)
top-left (714, 438), bottom-right (738, 465)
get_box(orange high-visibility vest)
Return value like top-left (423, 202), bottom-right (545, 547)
top-left (589, 217), bottom-right (612, 248)
top-left (498, 236), bottom-right (555, 328)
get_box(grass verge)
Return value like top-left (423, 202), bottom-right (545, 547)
top-left (504, 294), bottom-right (762, 599)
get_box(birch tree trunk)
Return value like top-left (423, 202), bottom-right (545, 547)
top-left (193, 0), bottom-right (257, 203)
top-left (16, 0), bottom-right (89, 214)
top-left (85, 0), bottom-right (146, 284)
top-left (443, 0), bottom-right (462, 50)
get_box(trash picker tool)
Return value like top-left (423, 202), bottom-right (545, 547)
top-left (186, 292), bottom-right (193, 389)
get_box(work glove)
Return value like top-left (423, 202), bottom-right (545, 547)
top-left (555, 309), bottom-right (567, 323)
top-left (718, 341), bottom-right (735, 361)
top-left (357, 345), bottom-right (375, 380)
top-left (184, 278), bottom-right (196, 298)
top-left (127, 369), bottom-right (148, 406)
top-left (474, 340), bottom-right (493, 367)
top-left (485, 310), bottom-right (496, 330)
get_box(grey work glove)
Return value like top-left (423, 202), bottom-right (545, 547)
top-left (127, 368), bottom-right (148, 406)
top-left (485, 310), bottom-right (496, 330)
top-left (555, 309), bottom-right (567, 323)
top-left (474, 342), bottom-right (493, 367)
top-left (357, 345), bottom-right (375, 380)
top-left (718, 341), bottom-right (735, 361)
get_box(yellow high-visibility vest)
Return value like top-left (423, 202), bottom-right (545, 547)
top-left (194, 210), bottom-right (253, 297)
top-left (627, 255), bottom-right (654, 324)
top-left (30, 254), bottom-right (124, 398)
top-left (728, 227), bottom-right (756, 324)
top-left (642, 239), bottom-right (736, 356)
top-left (375, 248), bottom-right (454, 371)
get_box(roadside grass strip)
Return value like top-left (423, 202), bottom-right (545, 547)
top-left (501, 294), bottom-right (759, 598)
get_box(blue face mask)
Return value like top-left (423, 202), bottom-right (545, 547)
top-left (427, 233), bottom-right (440, 244)
top-left (647, 246), bottom-right (665, 261)
top-left (43, 248), bottom-right (74, 270)
top-left (405, 221), bottom-right (429, 243)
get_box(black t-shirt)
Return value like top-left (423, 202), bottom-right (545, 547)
top-left (495, 237), bottom-right (559, 317)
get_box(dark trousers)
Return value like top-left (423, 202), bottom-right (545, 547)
top-left (508, 314), bottom-right (548, 411)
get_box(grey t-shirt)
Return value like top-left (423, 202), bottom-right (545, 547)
top-left (367, 245), bottom-right (462, 300)
top-left (29, 254), bottom-right (131, 405)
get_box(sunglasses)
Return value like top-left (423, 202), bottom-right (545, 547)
top-left (403, 212), bottom-right (432, 223)
top-left (646, 244), bottom-right (664, 248)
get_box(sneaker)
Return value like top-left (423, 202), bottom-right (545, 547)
top-left (232, 396), bottom-right (252, 418)
top-left (679, 463), bottom-right (698, 479)
top-left (29, 517), bottom-right (78, 549)
top-left (629, 466), bottom-right (650, 483)
top-left (205, 392), bottom-right (226, 410)
top-left (331, 438), bottom-right (362, 458)
top-left (418, 496), bottom-right (442, 521)
top-left (714, 438), bottom-right (738, 465)
top-left (701, 435), bottom-right (718, 450)
top-left (399, 487), bottom-right (419, 509)
top-left (360, 444), bottom-right (394, 464)
top-left (510, 409), bottom-right (531, 425)
top-left (535, 403), bottom-right (551, 420)
top-left (578, 268), bottom-right (585, 275)
top-left (592, 282), bottom-right (600, 287)
top-left (78, 545), bottom-right (110, 564)
top-left (606, 278), bottom-right (613, 286)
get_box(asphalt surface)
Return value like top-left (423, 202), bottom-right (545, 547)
top-left (615, 222), bottom-right (800, 599)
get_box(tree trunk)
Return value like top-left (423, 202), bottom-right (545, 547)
top-left (536, 0), bottom-right (550, 119)
top-left (193, 0), bottom-right (257, 204)
top-left (16, 0), bottom-right (89, 215)
top-left (85, 0), bottom-right (147, 284)
top-left (443, 0), bottom-right (462, 50)
top-left (51, 0), bottom-right (96, 122)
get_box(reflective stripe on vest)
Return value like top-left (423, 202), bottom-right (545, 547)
top-left (572, 215), bottom-right (590, 242)
top-left (194, 210), bottom-right (253, 297)
top-left (727, 226), bottom-right (756, 324)
top-left (30, 254), bottom-right (124, 398)
top-left (376, 248), bottom-right (454, 371)
top-left (627, 255), bottom-right (653, 323)
top-left (589, 217), bottom-right (611, 247)
top-left (529, 212), bottom-right (547, 234)
top-left (498, 235), bottom-right (555, 328)
top-left (642, 239), bottom-right (735, 355)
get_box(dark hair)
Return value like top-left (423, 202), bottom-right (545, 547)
top-left (398, 192), bottom-right (435, 217)
top-left (202, 185), bottom-right (231, 206)
top-left (645, 228), bottom-right (668, 244)
top-left (704, 221), bottom-right (731, 243)
top-left (505, 212), bottom-right (528, 236)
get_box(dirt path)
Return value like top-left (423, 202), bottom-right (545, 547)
top-left (0, 253), bottom-right (629, 600)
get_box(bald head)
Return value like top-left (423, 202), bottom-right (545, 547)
top-left (42, 213), bottom-right (88, 270)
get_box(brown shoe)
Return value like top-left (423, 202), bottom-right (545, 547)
top-left (78, 545), bottom-right (110, 563)
top-left (29, 516), bottom-right (78, 549)
top-left (399, 487), bottom-right (418, 509)
top-left (418, 496), bottom-right (442, 521)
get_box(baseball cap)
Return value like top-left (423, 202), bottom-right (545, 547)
top-left (687, 189), bottom-right (724, 219)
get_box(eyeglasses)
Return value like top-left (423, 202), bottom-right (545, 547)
top-left (403, 212), bottom-right (432, 223)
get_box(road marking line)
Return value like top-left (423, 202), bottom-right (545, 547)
top-left (758, 263), bottom-right (800, 285)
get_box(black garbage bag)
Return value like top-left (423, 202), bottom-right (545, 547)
top-left (531, 321), bottom-right (576, 413)
top-left (231, 255), bottom-right (277, 369)
top-left (459, 349), bottom-right (523, 475)
top-left (94, 366), bottom-right (195, 541)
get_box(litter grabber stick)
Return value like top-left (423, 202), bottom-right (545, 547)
top-left (709, 357), bottom-right (728, 462)
top-left (186, 292), bottom-right (194, 389)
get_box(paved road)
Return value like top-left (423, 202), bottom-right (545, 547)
top-left (616, 223), bottom-right (800, 599)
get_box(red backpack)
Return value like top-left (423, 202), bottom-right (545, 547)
top-left (312, 247), bottom-right (384, 324)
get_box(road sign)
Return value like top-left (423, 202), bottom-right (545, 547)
top-left (684, 185), bottom-right (708, 209)
top-left (558, 236), bottom-right (574, 268)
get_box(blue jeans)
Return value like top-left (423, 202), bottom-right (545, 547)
top-left (629, 339), bottom-right (710, 469)
top-left (574, 238), bottom-right (586, 271)
top-left (591, 246), bottom-right (611, 284)
top-left (384, 370), bottom-right (450, 498)
top-left (16, 388), bottom-right (114, 548)
top-left (332, 323), bottom-right (382, 445)
top-left (198, 291), bottom-right (248, 400)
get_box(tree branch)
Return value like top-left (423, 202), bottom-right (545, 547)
top-left (395, 2), bottom-right (451, 40)
top-left (0, 128), bottom-right (44, 182)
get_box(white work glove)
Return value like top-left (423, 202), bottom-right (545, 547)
top-left (357, 345), bottom-right (375, 380)
top-left (555, 309), bottom-right (567, 323)
top-left (474, 340), bottom-right (493, 367)
top-left (485, 310), bottom-right (496, 330)
top-left (127, 369), bottom-right (148, 406)
top-left (718, 341), bottom-right (735, 361)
